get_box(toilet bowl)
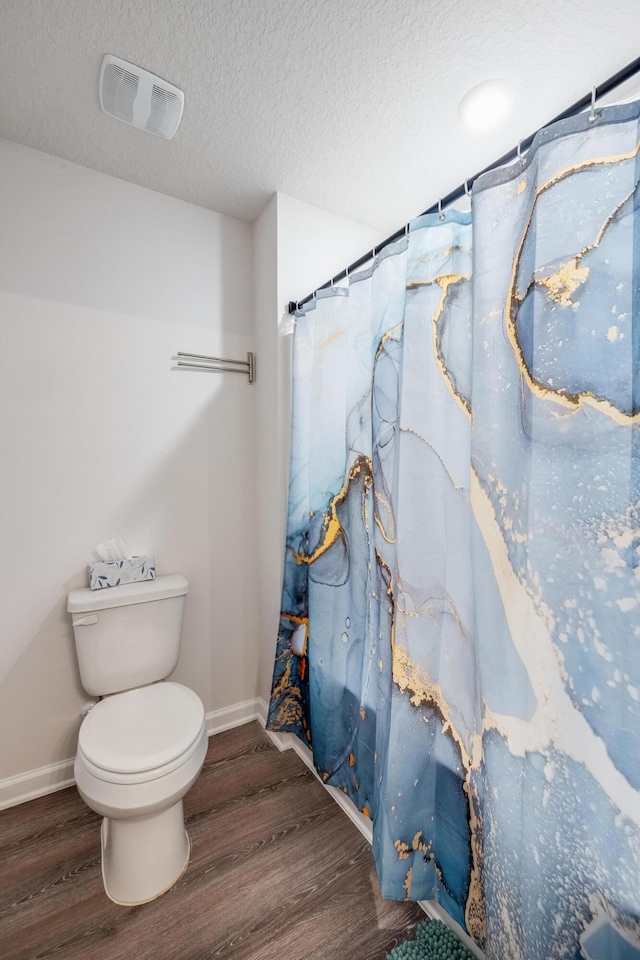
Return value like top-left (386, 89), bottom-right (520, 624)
top-left (75, 681), bottom-right (207, 905)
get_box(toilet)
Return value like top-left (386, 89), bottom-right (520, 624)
top-left (67, 574), bottom-right (207, 906)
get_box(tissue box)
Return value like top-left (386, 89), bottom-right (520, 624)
top-left (88, 556), bottom-right (155, 590)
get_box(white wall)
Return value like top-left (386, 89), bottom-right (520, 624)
top-left (0, 139), bottom-right (259, 782)
top-left (254, 193), bottom-right (384, 704)
top-left (0, 137), bottom-right (382, 790)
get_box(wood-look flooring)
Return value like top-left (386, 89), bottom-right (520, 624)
top-left (0, 722), bottom-right (424, 959)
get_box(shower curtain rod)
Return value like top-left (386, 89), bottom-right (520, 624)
top-left (288, 53), bottom-right (640, 315)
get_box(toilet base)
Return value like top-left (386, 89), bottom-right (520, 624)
top-left (101, 799), bottom-right (190, 906)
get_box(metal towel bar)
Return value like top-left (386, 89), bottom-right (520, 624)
top-left (176, 351), bottom-right (255, 384)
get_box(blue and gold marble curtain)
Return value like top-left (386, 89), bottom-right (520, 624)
top-left (268, 102), bottom-right (640, 960)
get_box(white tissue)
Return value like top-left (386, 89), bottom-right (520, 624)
top-left (96, 538), bottom-right (132, 562)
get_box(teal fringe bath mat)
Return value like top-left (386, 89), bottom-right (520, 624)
top-left (387, 919), bottom-right (476, 959)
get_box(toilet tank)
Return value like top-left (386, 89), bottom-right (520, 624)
top-left (67, 575), bottom-right (189, 697)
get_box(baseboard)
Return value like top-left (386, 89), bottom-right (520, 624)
top-left (262, 726), bottom-right (374, 844)
top-left (263, 726), bottom-right (485, 960)
top-left (0, 696), bottom-right (270, 812)
top-left (255, 696), bottom-right (269, 725)
top-left (0, 758), bottom-right (76, 812)
top-left (418, 901), bottom-right (485, 959)
top-left (205, 697), bottom-right (267, 737)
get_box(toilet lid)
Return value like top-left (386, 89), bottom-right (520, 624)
top-left (78, 682), bottom-right (205, 775)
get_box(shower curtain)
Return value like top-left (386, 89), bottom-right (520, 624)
top-left (267, 101), bottom-right (640, 960)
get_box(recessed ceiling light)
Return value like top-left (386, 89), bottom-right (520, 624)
top-left (458, 79), bottom-right (516, 132)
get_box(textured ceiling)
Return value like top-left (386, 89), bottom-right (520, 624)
top-left (1, 0), bottom-right (639, 231)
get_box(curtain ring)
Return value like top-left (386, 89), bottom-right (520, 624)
top-left (438, 199), bottom-right (445, 222)
top-left (588, 85), bottom-right (598, 123)
top-left (405, 222), bottom-right (409, 238)
top-left (517, 140), bottom-right (524, 159)
top-left (464, 180), bottom-right (472, 204)
top-left (372, 246), bottom-right (378, 264)
top-left (345, 264), bottom-right (350, 280)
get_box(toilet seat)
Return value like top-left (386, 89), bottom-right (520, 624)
top-left (78, 681), bottom-right (205, 785)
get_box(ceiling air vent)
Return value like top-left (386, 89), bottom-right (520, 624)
top-left (99, 55), bottom-right (184, 140)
